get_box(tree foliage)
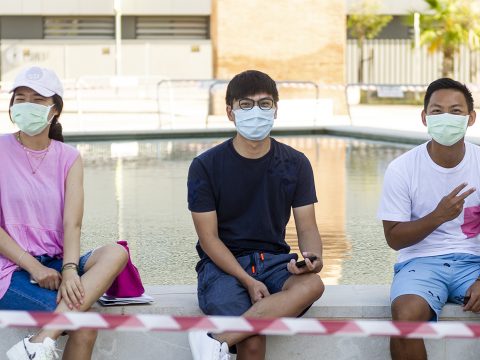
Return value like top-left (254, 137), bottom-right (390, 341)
top-left (348, 1), bottom-right (392, 41)
top-left (347, 0), bottom-right (392, 83)
top-left (420, 0), bottom-right (480, 77)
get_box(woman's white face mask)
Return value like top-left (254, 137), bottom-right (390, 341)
top-left (10, 102), bottom-right (55, 136)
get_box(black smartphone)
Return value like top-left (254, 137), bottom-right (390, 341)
top-left (295, 255), bottom-right (318, 268)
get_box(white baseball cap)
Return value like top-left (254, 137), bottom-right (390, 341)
top-left (10, 66), bottom-right (64, 98)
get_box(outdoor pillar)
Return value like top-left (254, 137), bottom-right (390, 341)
top-left (114, 0), bottom-right (123, 77)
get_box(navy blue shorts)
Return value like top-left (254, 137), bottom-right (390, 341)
top-left (0, 252), bottom-right (93, 312)
top-left (197, 252), bottom-right (297, 316)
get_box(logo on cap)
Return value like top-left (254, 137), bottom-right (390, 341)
top-left (25, 67), bottom-right (43, 81)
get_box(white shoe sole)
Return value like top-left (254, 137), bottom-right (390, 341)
top-left (188, 331), bottom-right (203, 360)
top-left (6, 345), bottom-right (29, 360)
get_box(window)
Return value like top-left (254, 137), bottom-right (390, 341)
top-left (135, 16), bottom-right (209, 39)
top-left (44, 17), bottom-right (115, 39)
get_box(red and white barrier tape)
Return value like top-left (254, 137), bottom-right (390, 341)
top-left (0, 311), bottom-right (479, 339)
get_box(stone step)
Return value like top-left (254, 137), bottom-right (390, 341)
top-left (1, 285), bottom-right (478, 360)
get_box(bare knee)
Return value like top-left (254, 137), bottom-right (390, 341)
top-left (103, 244), bottom-right (129, 269)
top-left (68, 329), bottom-right (98, 346)
top-left (293, 274), bottom-right (325, 301)
top-left (237, 335), bottom-right (266, 358)
top-left (114, 244), bottom-right (129, 265)
top-left (308, 275), bottom-right (325, 300)
top-left (391, 295), bottom-right (433, 321)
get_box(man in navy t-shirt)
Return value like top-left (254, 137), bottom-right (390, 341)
top-left (187, 70), bottom-right (324, 360)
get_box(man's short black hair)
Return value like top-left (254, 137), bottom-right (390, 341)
top-left (424, 78), bottom-right (474, 112)
top-left (225, 70), bottom-right (279, 106)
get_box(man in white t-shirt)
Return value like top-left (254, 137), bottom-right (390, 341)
top-left (378, 78), bottom-right (480, 360)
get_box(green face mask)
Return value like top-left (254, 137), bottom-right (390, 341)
top-left (10, 102), bottom-right (54, 136)
top-left (426, 113), bottom-right (469, 146)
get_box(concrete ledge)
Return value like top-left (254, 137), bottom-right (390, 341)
top-left (1, 285), bottom-right (479, 359)
top-left (58, 126), bottom-right (480, 147)
top-left (95, 284), bottom-right (480, 320)
top-left (61, 126), bottom-right (431, 145)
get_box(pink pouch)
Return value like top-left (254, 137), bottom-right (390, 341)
top-left (461, 206), bottom-right (480, 238)
top-left (106, 240), bottom-right (145, 298)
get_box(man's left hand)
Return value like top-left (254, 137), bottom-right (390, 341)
top-left (287, 252), bottom-right (323, 275)
top-left (463, 279), bottom-right (480, 313)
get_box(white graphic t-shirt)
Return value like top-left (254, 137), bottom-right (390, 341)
top-left (378, 141), bottom-right (480, 263)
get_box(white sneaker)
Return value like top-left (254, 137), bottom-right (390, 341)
top-left (6, 336), bottom-right (60, 360)
top-left (188, 331), bottom-right (231, 360)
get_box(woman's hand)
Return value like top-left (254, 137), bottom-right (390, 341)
top-left (30, 264), bottom-right (62, 290)
top-left (57, 269), bottom-right (84, 310)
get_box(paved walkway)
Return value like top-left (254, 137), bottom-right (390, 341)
top-left (348, 105), bottom-right (480, 141)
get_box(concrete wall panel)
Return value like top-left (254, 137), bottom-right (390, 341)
top-left (1, 40), bottom-right (212, 80)
top-left (122, 0), bottom-right (210, 15)
top-left (0, 0), bottom-right (210, 16)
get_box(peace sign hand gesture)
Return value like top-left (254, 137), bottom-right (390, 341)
top-left (433, 183), bottom-right (476, 224)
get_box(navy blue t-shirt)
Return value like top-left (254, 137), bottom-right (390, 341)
top-left (187, 138), bottom-right (317, 271)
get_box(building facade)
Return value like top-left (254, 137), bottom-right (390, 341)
top-left (0, 0), bottom-right (213, 80)
top-left (0, 0), bottom-right (346, 86)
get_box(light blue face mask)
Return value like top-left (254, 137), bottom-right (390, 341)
top-left (10, 102), bottom-right (54, 136)
top-left (426, 113), bottom-right (469, 146)
top-left (233, 106), bottom-right (275, 141)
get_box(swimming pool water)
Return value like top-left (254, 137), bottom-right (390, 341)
top-left (75, 136), bottom-right (412, 285)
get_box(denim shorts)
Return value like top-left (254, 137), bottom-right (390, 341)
top-left (391, 253), bottom-right (480, 321)
top-left (0, 251), bottom-right (93, 312)
top-left (197, 252), bottom-right (297, 316)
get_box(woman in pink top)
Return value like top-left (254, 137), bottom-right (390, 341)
top-left (0, 66), bottom-right (128, 360)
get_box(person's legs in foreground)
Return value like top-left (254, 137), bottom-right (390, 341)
top-left (389, 256), bottom-right (445, 360)
top-left (235, 335), bottom-right (266, 360)
top-left (220, 273), bottom-right (323, 353)
top-left (390, 294), bottom-right (433, 360)
top-left (191, 270), bottom-right (324, 360)
top-left (240, 273), bottom-right (323, 360)
top-left (51, 244), bottom-right (127, 360)
top-left (7, 244), bottom-right (127, 360)
top-left (389, 254), bottom-right (480, 360)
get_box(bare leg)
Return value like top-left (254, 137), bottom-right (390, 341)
top-left (62, 329), bottom-right (97, 360)
top-left (236, 335), bottom-right (266, 360)
top-left (390, 295), bottom-right (434, 360)
top-left (215, 273), bottom-right (324, 348)
top-left (31, 244), bottom-right (128, 357)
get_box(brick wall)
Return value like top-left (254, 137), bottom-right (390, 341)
top-left (211, 0), bottom-right (347, 114)
top-left (211, 0), bottom-right (345, 82)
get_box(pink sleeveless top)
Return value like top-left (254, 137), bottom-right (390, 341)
top-left (0, 133), bottom-right (79, 298)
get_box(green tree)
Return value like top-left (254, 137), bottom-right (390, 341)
top-left (420, 0), bottom-right (480, 78)
top-left (348, 0), bottom-right (392, 83)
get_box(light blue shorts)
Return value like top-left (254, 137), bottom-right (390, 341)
top-left (391, 253), bottom-right (480, 321)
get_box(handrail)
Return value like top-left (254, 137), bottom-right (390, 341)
top-left (207, 80), bottom-right (229, 127)
top-left (156, 79), bottom-right (215, 128)
top-left (276, 80), bottom-right (320, 101)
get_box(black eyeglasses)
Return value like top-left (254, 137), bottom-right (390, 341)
top-left (237, 97), bottom-right (275, 110)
